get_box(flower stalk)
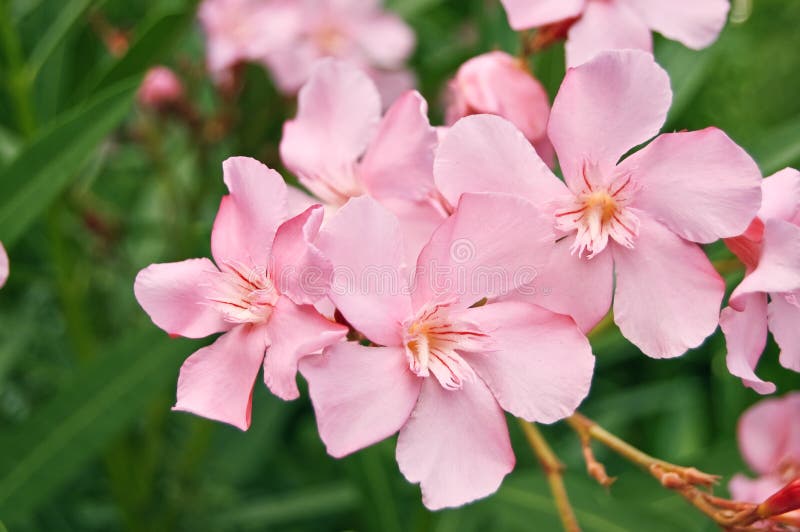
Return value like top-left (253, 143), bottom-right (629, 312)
top-left (518, 420), bottom-right (581, 532)
top-left (565, 413), bottom-right (768, 529)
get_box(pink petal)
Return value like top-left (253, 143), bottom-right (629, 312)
top-left (738, 393), bottom-right (800, 475)
top-left (565, 1), bottom-right (652, 67)
top-left (502, 237), bottom-right (613, 333)
top-left (211, 157), bottom-right (288, 267)
top-left (200, 0), bottom-right (300, 78)
top-left (316, 196), bottom-right (412, 346)
top-left (396, 378), bottom-right (515, 510)
top-left (263, 296), bottom-right (348, 401)
top-left (499, 0), bottom-right (585, 30)
top-left (351, 13), bottom-right (415, 68)
top-left (729, 474), bottom-right (785, 504)
top-left (286, 185), bottom-right (318, 217)
top-left (413, 192), bottom-right (554, 310)
top-left (173, 324), bottom-right (266, 430)
top-left (358, 90), bottom-right (438, 202)
top-left (366, 67), bottom-right (416, 108)
top-left (759, 168), bottom-right (800, 223)
top-left (720, 291), bottom-right (774, 394)
top-left (612, 214), bottom-right (725, 358)
top-left (381, 197), bottom-right (447, 269)
top-left (263, 40), bottom-right (319, 94)
top-left (549, 50), bottom-right (670, 189)
top-left (736, 220), bottom-right (800, 296)
top-left (280, 59), bottom-right (381, 205)
top-left (271, 205), bottom-right (331, 305)
top-left (300, 342), bottom-right (422, 457)
top-left (434, 114), bottom-right (567, 209)
top-left (0, 242), bottom-right (7, 288)
top-left (134, 259), bottom-right (231, 339)
top-left (621, 0), bottom-right (729, 49)
top-left (769, 292), bottom-right (800, 372)
top-left (446, 51), bottom-right (551, 144)
top-left (458, 301), bottom-right (595, 423)
top-left (621, 129), bottom-right (762, 243)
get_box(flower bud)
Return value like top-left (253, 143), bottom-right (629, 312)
top-left (138, 67), bottom-right (185, 110)
top-left (758, 478), bottom-right (800, 519)
top-left (445, 51), bottom-right (553, 164)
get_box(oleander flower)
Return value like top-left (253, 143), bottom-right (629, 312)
top-left (500, 0), bottom-right (730, 67)
top-left (280, 59), bottom-right (445, 263)
top-left (445, 51), bottom-right (554, 166)
top-left (138, 66), bottom-right (185, 109)
top-left (263, 0), bottom-right (415, 99)
top-left (198, 0), bottom-right (296, 81)
top-left (433, 50), bottom-right (762, 358)
top-left (300, 193), bottom-right (595, 509)
top-left (198, 0), bottom-right (414, 102)
top-left (134, 157), bottom-right (347, 430)
top-left (0, 242), bottom-right (8, 288)
top-left (730, 393), bottom-right (800, 525)
top-left (721, 168), bottom-right (800, 393)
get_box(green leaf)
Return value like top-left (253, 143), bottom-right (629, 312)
top-left (492, 473), bottom-right (702, 532)
top-left (657, 39), bottom-right (718, 128)
top-left (88, 6), bottom-right (198, 95)
top-left (0, 330), bottom-right (199, 521)
top-left (747, 116), bottom-right (800, 175)
top-left (0, 77), bottom-right (137, 246)
top-left (214, 483), bottom-right (361, 529)
top-left (27, 0), bottom-right (97, 80)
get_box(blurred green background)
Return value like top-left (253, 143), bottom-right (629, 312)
top-left (0, 0), bottom-right (798, 530)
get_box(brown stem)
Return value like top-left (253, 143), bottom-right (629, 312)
top-left (566, 413), bottom-right (763, 529)
top-left (518, 420), bottom-right (581, 532)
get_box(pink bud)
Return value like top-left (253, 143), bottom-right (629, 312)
top-left (138, 66), bottom-right (185, 109)
top-left (759, 478), bottom-right (800, 519)
top-left (445, 51), bottom-right (551, 146)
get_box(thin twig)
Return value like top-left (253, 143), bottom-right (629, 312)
top-left (566, 413), bottom-right (763, 529)
top-left (518, 420), bottom-right (581, 532)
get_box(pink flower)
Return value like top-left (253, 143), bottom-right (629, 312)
top-left (280, 59), bottom-right (445, 263)
top-left (262, 0), bottom-right (415, 99)
top-left (134, 157), bottom-right (347, 430)
top-left (198, 0), bottom-right (298, 81)
top-left (198, 0), bottom-right (414, 102)
top-left (300, 193), bottom-right (595, 509)
top-left (721, 168), bottom-right (800, 394)
top-left (500, 0), bottom-right (730, 66)
top-left (0, 242), bottom-right (8, 288)
top-left (433, 50), bottom-right (762, 358)
top-left (445, 51), bottom-right (554, 166)
top-left (138, 66), bottom-right (185, 109)
top-left (730, 393), bottom-right (800, 523)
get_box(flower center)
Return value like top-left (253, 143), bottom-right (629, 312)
top-left (402, 299), bottom-right (492, 390)
top-left (206, 261), bottom-right (279, 324)
top-left (555, 163), bottom-right (640, 258)
top-left (313, 26), bottom-right (346, 54)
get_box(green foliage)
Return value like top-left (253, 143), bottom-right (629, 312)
top-left (0, 0), bottom-right (798, 531)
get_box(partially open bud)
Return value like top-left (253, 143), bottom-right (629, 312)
top-left (758, 478), bottom-right (800, 520)
top-left (445, 51), bottom-right (553, 165)
top-left (138, 66), bottom-right (185, 110)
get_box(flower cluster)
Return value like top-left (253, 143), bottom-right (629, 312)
top-left (133, 0), bottom-right (800, 513)
top-left (198, 0), bottom-right (414, 101)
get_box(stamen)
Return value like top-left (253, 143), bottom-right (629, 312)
top-left (402, 299), bottom-right (493, 390)
top-left (555, 164), bottom-right (641, 258)
top-left (205, 261), bottom-right (279, 324)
